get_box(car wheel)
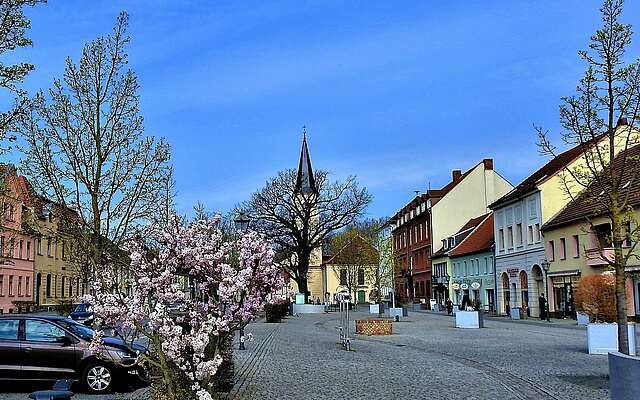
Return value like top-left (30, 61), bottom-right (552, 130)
top-left (83, 362), bottom-right (114, 393)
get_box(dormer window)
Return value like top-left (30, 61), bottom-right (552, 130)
top-left (442, 239), bottom-right (448, 250)
top-left (448, 237), bottom-right (455, 248)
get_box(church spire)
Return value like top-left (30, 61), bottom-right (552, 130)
top-left (294, 126), bottom-right (318, 195)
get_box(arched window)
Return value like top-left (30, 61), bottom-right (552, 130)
top-left (46, 274), bottom-right (51, 297)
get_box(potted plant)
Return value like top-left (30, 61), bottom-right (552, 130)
top-left (455, 299), bottom-right (484, 329)
top-left (575, 275), bottom-right (637, 355)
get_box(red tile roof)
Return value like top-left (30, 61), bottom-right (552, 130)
top-left (543, 144), bottom-right (640, 230)
top-left (449, 213), bottom-right (494, 257)
top-left (431, 213), bottom-right (491, 258)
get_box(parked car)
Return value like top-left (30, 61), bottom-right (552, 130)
top-left (0, 315), bottom-right (148, 393)
top-left (69, 303), bottom-right (94, 326)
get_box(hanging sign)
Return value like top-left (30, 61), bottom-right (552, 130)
top-left (471, 282), bottom-right (481, 290)
top-left (451, 283), bottom-right (460, 290)
top-left (460, 283), bottom-right (469, 290)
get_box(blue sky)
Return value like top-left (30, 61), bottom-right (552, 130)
top-left (9, 0), bottom-right (640, 218)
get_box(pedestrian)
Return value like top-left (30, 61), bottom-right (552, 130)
top-left (445, 299), bottom-right (453, 315)
top-left (539, 294), bottom-right (547, 320)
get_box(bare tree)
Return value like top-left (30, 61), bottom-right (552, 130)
top-left (537, 0), bottom-right (640, 354)
top-left (0, 0), bottom-right (41, 152)
top-left (244, 169), bottom-right (371, 302)
top-left (17, 12), bottom-right (172, 276)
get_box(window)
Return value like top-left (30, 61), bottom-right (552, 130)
top-left (61, 276), bottom-right (65, 297)
top-left (573, 235), bottom-right (580, 258)
top-left (17, 276), bottom-right (22, 296)
top-left (18, 240), bottom-right (23, 259)
top-left (529, 198), bottom-right (537, 218)
top-left (534, 224), bottom-right (541, 242)
top-left (25, 277), bottom-right (30, 297)
top-left (25, 320), bottom-right (66, 342)
top-left (463, 261), bottom-right (468, 276)
top-left (0, 275), bottom-right (3, 296)
top-left (54, 241), bottom-right (58, 259)
top-left (339, 269), bottom-right (347, 286)
top-left (498, 229), bottom-right (505, 251)
top-left (0, 236), bottom-right (4, 256)
top-left (516, 224), bottom-right (523, 246)
top-left (47, 238), bottom-right (52, 257)
top-left (26, 241), bottom-right (30, 260)
top-left (0, 319), bottom-right (19, 340)
top-left (69, 278), bottom-right (73, 297)
top-left (36, 238), bottom-right (42, 255)
top-left (547, 240), bottom-right (555, 261)
top-left (62, 241), bottom-right (66, 259)
top-left (507, 227), bottom-right (514, 249)
top-left (8, 276), bottom-right (13, 296)
top-left (46, 274), bottom-right (51, 297)
top-left (560, 238), bottom-right (566, 260)
top-left (528, 225), bottom-right (534, 244)
top-left (8, 238), bottom-right (14, 258)
top-left (357, 269), bottom-right (365, 286)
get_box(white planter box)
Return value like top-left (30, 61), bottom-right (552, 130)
top-left (452, 305), bottom-right (460, 314)
top-left (510, 307), bottom-right (521, 320)
top-left (389, 307), bottom-right (403, 320)
top-left (292, 304), bottom-right (326, 314)
top-left (587, 323), bottom-right (637, 356)
top-left (576, 312), bottom-right (590, 326)
top-left (369, 304), bottom-right (380, 314)
top-left (455, 311), bottom-right (484, 329)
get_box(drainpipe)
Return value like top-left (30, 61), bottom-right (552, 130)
top-left (492, 244), bottom-right (498, 315)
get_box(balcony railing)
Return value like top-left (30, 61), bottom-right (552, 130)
top-left (585, 247), bottom-right (615, 266)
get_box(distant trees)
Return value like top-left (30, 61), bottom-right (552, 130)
top-left (244, 169), bottom-right (371, 302)
top-left (537, 0), bottom-right (640, 353)
top-left (330, 229), bottom-right (379, 304)
top-left (18, 12), bottom-right (173, 279)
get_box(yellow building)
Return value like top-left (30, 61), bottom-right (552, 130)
top-left (541, 144), bottom-right (640, 320)
top-left (24, 195), bottom-right (86, 311)
top-left (321, 234), bottom-right (379, 304)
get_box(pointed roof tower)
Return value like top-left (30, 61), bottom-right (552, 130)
top-left (294, 126), bottom-right (318, 195)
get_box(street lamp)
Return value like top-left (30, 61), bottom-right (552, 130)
top-left (234, 210), bottom-right (251, 232)
top-left (541, 261), bottom-right (551, 323)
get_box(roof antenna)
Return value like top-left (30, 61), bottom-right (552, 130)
top-left (414, 190), bottom-right (420, 197)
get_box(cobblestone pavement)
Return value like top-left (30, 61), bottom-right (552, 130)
top-left (228, 310), bottom-right (640, 400)
top-left (1, 311), bottom-right (638, 399)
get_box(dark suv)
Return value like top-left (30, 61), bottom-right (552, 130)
top-left (0, 315), bottom-right (147, 393)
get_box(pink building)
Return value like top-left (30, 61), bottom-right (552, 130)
top-left (0, 165), bottom-right (35, 314)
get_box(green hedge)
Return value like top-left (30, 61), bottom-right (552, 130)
top-left (265, 301), bottom-right (289, 323)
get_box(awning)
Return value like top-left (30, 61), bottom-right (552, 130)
top-left (547, 269), bottom-right (581, 277)
top-left (626, 265), bottom-right (640, 273)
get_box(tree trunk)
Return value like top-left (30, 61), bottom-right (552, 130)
top-left (615, 263), bottom-right (629, 354)
top-left (296, 251), bottom-right (311, 303)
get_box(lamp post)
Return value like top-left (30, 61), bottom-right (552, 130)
top-left (234, 211), bottom-right (251, 350)
top-left (541, 261), bottom-right (551, 323)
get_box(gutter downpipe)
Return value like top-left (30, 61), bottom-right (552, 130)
top-left (492, 243), bottom-right (498, 316)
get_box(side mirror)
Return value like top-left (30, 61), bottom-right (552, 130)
top-left (56, 336), bottom-right (72, 346)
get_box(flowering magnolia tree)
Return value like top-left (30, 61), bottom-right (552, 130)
top-left (84, 216), bottom-right (286, 400)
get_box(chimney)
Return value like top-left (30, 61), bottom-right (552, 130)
top-left (617, 116), bottom-right (628, 127)
top-left (483, 158), bottom-right (494, 170)
top-left (452, 170), bottom-right (462, 181)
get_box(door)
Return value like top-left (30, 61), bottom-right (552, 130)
top-left (487, 289), bottom-right (495, 312)
top-left (504, 290), bottom-right (510, 315)
top-left (0, 319), bottom-right (22, 378)
top-left (357, 290), bottom-right (365, 304)
top-left (22, 319), bottom-right (77, 380)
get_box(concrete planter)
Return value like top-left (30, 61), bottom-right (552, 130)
top-left (576, 312), bottom-right (590, 326)
top-left (452, 305), bottom-right (460, 314)
top-left (369, 304), bottom-right (380, 314)
top-left (455, 311), bottom-right (484, 329)
top-left (431, 303), bottom-right (441, 312)
top-left (292, 304), bottom-right (326, 314)
top-left (510, 307), bottom-right (521, 320)
top-left (586, 323), bottom-right (637, 355)
top-left (389, 307), bottom-right (404, 320)
top-left (609, 352), bottom-right (640, 399)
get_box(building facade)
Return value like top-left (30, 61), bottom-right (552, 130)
top-left (448, 214), bottom-right (496, 312)
top-left (391, 159), bottom-right (512, 305)
top-left (0, 165), bottom-right (35, 314)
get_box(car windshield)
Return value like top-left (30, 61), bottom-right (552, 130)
top-left (56, 319), bottom-right (96, 341)
top-left (73, 303), bottom-right (90, 313)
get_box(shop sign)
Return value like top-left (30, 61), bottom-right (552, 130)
top-left (460, 283), bottom-right (469, 290)
top-left (507, 267), bottom-right (519, 277)
top-left (471, 282), bottom-right (481, 290)
top-left (451, 283), bottom-right (460, 290)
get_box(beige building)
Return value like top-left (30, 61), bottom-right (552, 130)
top-left (541, 144), bottom-right (640, 320)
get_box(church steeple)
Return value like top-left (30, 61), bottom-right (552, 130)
top-left (294, 126), bottom-right (318, 195)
